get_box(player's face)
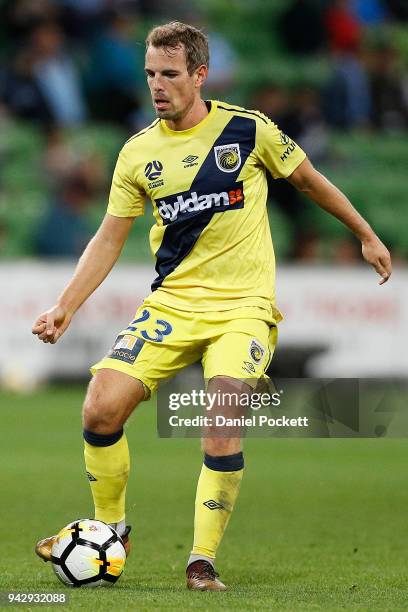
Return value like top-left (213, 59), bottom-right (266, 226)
top-left (145, 44), bottom-right (206, 122)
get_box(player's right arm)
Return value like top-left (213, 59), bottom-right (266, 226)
top-left (33, 142), bottom-right (146, 344)
top-left (32, 213), bottom-right (135, 344)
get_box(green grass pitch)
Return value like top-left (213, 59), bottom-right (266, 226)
top-left (1, 385), bottom-right (407, 611)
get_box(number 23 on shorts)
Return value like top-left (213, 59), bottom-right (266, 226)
top-left (126, 309), bottom-right (173, 343)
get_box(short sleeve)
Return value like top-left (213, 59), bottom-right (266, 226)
top-left (255, 117), bottom-right (306, 179)
top-left (107, 147), bottom-right (145, 217)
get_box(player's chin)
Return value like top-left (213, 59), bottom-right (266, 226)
top-left (155, 109), bottom-right (176, 119)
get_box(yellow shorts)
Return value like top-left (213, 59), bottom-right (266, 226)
top-left (91, 300), bottom-right (278, 394)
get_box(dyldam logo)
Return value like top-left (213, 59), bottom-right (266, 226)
top-left (157, 183), bottom-right (244, 224)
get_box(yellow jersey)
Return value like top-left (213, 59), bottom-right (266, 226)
top-left (107, 100), bottom-right (306, 320)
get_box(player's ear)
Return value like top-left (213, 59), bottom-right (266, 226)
top-left (195, 65), bottom-right (208, 88)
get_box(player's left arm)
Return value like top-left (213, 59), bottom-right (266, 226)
top-left (287, 158), bottom-right (392, 285)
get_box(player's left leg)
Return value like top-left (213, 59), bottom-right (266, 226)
top-left (187, 315), bottom-right (277, 590)
top-left (186, 376), bottom-right (247, 591)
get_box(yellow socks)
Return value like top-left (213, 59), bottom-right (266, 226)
top-left (83, 430), bottom-right (243, 564)
top-left (189, 452), bottom-right (244, 564)
top-left (83, 428), bottom-right (130, 525)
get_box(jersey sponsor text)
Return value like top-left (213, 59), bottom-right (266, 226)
top-left (157, 182), bottom-right (244, 224)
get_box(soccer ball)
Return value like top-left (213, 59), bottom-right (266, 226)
top-left (51, 519), bottom-right (126, 587)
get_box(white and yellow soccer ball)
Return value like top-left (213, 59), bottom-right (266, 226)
top-left (51, 519), bottom-right (126, 587)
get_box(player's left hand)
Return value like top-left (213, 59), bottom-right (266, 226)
top-left (361, 236), bottom-right (392, 285)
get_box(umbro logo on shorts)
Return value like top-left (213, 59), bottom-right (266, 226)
top-left (242, 361), bottom-right (256, 374)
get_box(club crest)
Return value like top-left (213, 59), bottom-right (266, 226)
top-left (214, 143), bottom-right (241, 173)
top-left (249, 339), bottom-right (265, 364)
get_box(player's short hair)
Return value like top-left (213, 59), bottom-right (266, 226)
top-left (146, 21), bottom-right (209, 74)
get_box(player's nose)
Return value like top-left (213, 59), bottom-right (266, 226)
top-left (150, 73), bottom-right (163, 89)
top-left (153, 80), bottom-right (165, 93)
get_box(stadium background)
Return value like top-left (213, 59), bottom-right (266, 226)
top-left (1, 1), bottom-right (407, 609)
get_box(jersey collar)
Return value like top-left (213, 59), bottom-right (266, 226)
top-left (160, 100), bottom-right (217, 136)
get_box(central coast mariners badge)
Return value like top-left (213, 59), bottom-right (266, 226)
top-left (214, 143), bottom-right (241, 173)
top-left (249, 339), bottom-right (265, 364)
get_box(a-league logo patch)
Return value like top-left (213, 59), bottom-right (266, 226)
top-left (144, 160), bottom-right (163, 180)
top-left (214, 143), bottom-right (241, 173)
top-left (249, 339), bottom-right (265, 364)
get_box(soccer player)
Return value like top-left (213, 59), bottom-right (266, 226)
top-left (32, 22), bottom-right (392, 591)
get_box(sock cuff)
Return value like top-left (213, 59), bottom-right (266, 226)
top-left (204, 451), bottom-right (244, 472)
top-left (83, 428), bottom-right (123, 447)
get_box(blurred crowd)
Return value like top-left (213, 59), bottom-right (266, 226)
top-left (279, 0), bottom-right (408, 131)
top-left (0, 0), bottom-right (239, 130)
top-left (0, 0), bottom-right (407, 261)
top-left (0, 0), bottom-right (145, 129)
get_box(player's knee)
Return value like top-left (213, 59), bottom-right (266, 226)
top-left (82, 395), bottom-right (121, 433)
top-left (82, 381), bottom-right (122, 433)
top-left (82, 370), bottom-right (145, 433)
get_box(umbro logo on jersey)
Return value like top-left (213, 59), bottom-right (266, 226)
top-left (144, 160), bottom-right (163, 180)
top-left (182, 154), bottom-right (199, 168)
top-left (157, 183), bottom-right (245, 224)
top-left (182, 154), bottom-right (198, 163)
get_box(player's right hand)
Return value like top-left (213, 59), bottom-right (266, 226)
top-left (32, 305), bottom-right (72, 344)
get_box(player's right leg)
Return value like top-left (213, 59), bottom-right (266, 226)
top-left (82, 368), bottom-right (146, 552)
top-left (35, 369), bottom-right (145, 562)
top-left (35, 300), bottom-right (202, 563)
